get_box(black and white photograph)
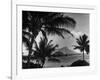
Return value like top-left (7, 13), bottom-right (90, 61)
top-left (22, 11), bottom-right (90, 69)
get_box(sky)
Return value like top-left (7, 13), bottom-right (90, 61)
top-left (23, 12), bottom-right (90, 55)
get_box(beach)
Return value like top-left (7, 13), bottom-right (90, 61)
top-left (44, 54), bottom-right (89, 68)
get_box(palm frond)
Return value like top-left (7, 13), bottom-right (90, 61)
top-left (34, 36), bottom-right (58, 58)
top-left (40, 29), bottom-right (47, 40)
top-left (43, 13), bottom-right (62, 21)
top-left (74, 34), bottom-right (89, 53)
top-left (74, 46), bottom-right (83, 52)
top-left (45, 16), bottom-right (76, 28)
top-left (74, 46), bottom-right (81, 49)
top-left (44, 27), bottom-right (73, 38)
top-left (76, 38), bottom-right (83, 46)
top-left (83, 34), bottom-right (88, 41)
top-left (44, 27), bottom-right (65, 38)
top-left (85, 40), bottom-right (89, 44)
top-left (47, 40), bottom-right (53, 46)
top-left (34, 40), bottom-right (40, 52)
top-left (85, 45), bottom-right (89, 54)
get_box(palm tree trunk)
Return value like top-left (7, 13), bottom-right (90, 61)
top-left (41, 58), bottom-right (45, 68)
top-left (83, 51), bottom-right (85, 61)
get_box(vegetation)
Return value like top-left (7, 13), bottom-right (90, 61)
top-left (70, 60), bottom-right (89, 66)
top-left (85, 44), bottom-right (89, 54)
top-left (22, 11), bottom-right (76, 68)
top-left (33, 36), bottom-right (59, 67)
top-left (73, 34), bottom-right (89, 60)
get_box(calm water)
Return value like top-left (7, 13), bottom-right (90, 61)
top-left (44, 54), bottom-right (89, 68)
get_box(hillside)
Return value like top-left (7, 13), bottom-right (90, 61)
top-left (52, 46), bottom-right (78, 56)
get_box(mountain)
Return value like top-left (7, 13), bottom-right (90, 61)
top-left (52, 51), bottom-right (65, 57)
top-left (58, 47), bottom-right (76, 54)
top-left (52, 47), bottom-right (77, 56)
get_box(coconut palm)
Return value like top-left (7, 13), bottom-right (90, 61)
top-left (22, 11), bottom-right (76, 67)
top-left (33, 36), bottom-right (59, 67)
top-left (74, 34), bottom-right (89, 60)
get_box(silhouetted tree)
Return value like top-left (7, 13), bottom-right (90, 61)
top-left (74, 34), bottom-right (89, 60)
top-left (33, 36), bottom-right (59, 67)
top-left (22, 11), bottom-right (76, 67)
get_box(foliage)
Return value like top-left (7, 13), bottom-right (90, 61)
top-left (33, 36), bottom-right (59, 67)
top-left (70, 60), bottom-right (89, 66)
top-left (22, 11), bottom-right (76, 49)
top-left (22, 11), bottom-right (76, 68)
top-left (74, 34), bottom-right (89, 60)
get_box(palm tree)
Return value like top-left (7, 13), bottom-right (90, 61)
top-left (85, 44), bottom-right (89, 54)
top-left (74, 34), bottom-right (89, 60)
top-left (22, 11), bottom-right (76, 67)
top-left (33, 36), bottom-right (59, 67)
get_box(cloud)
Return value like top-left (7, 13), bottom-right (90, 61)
top-left (71, 31), bottom-right (83, 38)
